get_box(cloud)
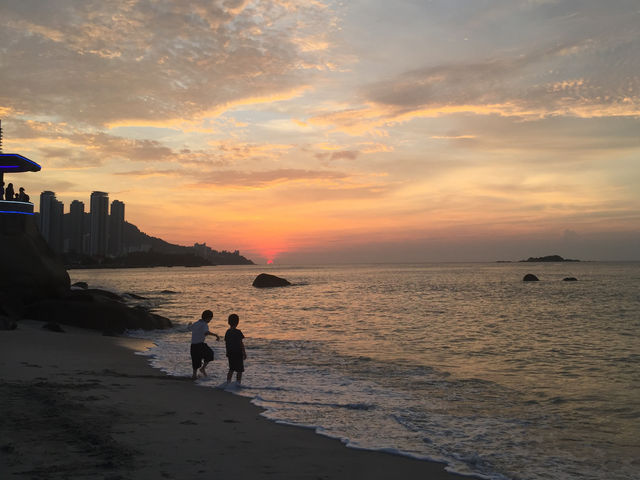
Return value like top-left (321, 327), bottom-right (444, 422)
top-left (309, 4), bottom-right (640, 135)
top-left (191, 168), bottom-right (349, 188)
top-left (0, 0), bottom-right (337, 126)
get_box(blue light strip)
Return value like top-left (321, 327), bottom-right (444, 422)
top-left (0, 210), bottom-right (34, 215)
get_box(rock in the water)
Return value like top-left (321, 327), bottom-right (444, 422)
top-left (71, 281), bottom-right (89, 289)
top-left (563, 277), bottom-right (578, 281)
top-left (252, 273), bottom-right (292, 288)
top-left (124, 292), bottom-right (147, 300)
top-left (523, 273), bottom-right (539, 282)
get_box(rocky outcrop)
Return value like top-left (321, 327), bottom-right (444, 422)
top-left (0, 215), bottom-right (70, 302)
top-left (563, 277), bottom-right (578, 281)
top-left (523, 273), bottom-right (539, 282)
top-left (252, 273), bottom-right (292, 288)
top-left (24, 289), bottom-right (172, 334)
top-left (0, 315), bottom-right (18, 330)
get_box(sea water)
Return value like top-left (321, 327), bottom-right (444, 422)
top-left (69, 263), bottom-right (640, 480)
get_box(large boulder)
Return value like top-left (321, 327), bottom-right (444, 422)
top-left (0, 214), bottom-right (70, 302)
top-left (523, 273), bottom-right (539, 282)
top-left (252, 273), bottom-right (292, 288)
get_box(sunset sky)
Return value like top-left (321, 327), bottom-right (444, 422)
top-left (1, 0), bottom-right (639, 263)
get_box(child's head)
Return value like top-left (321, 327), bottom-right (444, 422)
top-left (228, 313), bottom-right (239, 327)
top-left (202, 310), bottom-right (213, 322)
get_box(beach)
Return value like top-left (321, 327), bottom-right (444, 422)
top-left (0, 320), bottom-right (467, 480)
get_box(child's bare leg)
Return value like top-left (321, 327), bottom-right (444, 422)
top-left (236, 372), bottom-right (242, 384)
top-left (199, 360), bottom-right (209, 376)
top-left (226, 370), bottom-right (233, 383)
top-left (192, 369), bottom-right (198, 380)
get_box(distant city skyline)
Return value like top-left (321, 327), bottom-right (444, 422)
top-left (37, 190), bottom-right (126, 257)
top-left (1, 2), bottom-right (638, 263)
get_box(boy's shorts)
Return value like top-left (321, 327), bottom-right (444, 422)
top-left (191, 343), bottom-right (214, 370)
top-left (227, 352), bottom-right (244, 372)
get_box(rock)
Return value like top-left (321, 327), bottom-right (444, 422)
top-left (0, 215), bottom-right (70, 301)
top-left (83, 288), bottom-right (123, 302)
top-left (521, 255), bottom-right (580, 262)
top-left (523, 273), bottom-right (539, 282)
top-left (563, 277), bottom-right (578, 281)
top-left (71, 281), bottom-right (89, 289)
top-left (124, 292), bottom-right (147, 300)
top-left (23, 292), bottom-right (173, 334)
top-left (42, 322), bottom-right (65, 333)
top-left (0, 316), bottom-right (18, 330)
top-left (0, 294), bottom-right (25, 318)
top-left (252, 273), bottom-right (292, 288)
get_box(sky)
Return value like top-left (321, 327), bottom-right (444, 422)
top-left (1, 0), bottom-right (639, 264)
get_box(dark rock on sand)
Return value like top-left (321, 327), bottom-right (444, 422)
top-left (0, 214), bottom-right (70, 301)
top-left (523, 273), bottom-right (539, 282)
top-left (2, 215), bottom-right (172, 333)
top-left (42, 322), bottom-right (65, 333)
top-left (252, 273), bottom-right (292, 288)
top-left (0, 316), bottom-right (18, 330)
top-left (24, 289), bottom-right (172, 334)
top-left (563, 277), bottom-right (578, 281)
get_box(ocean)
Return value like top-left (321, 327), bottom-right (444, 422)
top-left (69, 262), bottom-right (640, 480)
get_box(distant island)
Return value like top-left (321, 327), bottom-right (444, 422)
top-left (519, 255), bottom-right (580, 263)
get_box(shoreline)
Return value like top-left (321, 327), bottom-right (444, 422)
top-left (1, 321), bottom-right (470, 479)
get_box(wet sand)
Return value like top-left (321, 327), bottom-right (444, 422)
top-left (1, 321), bottom-right (469, 479)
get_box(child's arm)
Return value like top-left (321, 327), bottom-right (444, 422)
top-left (241, 340), bottom-right (247, 359)
top-left (207, 331), bottom-right (220, 341)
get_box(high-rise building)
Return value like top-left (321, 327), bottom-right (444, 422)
top-left (50, 198), bottom-right (64, 253)
top-left (90, 191), bottom-right (109, 256)
top-left (69, 200), bottom-right (85, 254)
top-left (39, 191), bottom-right (64, 253)
top-left (39, 191), bottom-right (55, 241)
top-left (108, 200), bottom-right (125, 257)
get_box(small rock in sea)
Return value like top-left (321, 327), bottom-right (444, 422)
top-left (563, 277), bottom-right (578, 281)
top-left (42, 322), bottom-right (65, 333)
top-left (72, 281), bottom-right (89, 289)
top-left (124, 292), bottom-right (147, 300)
top-left (161, 290), bottom-right (179, 294)
top-left (252, 273), bottom-right (292, 288)
top-left (523, 273), bottom-right (539, 282)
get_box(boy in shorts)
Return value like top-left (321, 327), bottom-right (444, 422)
top-left (188, 310), bottom-right (220, 379)
top-left (225, 313), bottom-right (247, 384)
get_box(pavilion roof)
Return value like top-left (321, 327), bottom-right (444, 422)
top-left (0, 153), bottom-right (41, 173)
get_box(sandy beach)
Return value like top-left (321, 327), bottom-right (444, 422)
top-left (1, 321), bottom-right (468, 480)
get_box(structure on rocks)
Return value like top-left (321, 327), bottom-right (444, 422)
top-left (0, 124), bottom-right (70, 302)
